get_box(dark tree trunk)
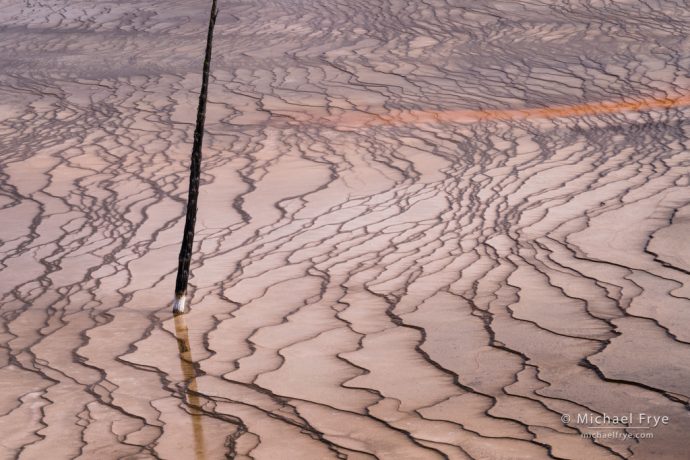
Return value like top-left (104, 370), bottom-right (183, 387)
top-left (173, 0), bottom-right (219, 314)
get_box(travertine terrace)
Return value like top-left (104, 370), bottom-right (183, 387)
top-left (1, 0), bottom-right (689, 458)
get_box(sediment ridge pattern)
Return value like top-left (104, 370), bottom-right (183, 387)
top-left (1, 0), bottom-right (689, 458)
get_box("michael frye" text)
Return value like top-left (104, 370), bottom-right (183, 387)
top-left (577, 413), bottom-right (669, 427)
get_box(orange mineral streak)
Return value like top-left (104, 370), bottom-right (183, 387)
top-left (325, 93), bottom-right (690, 127)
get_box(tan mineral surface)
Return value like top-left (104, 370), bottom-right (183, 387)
top-left (1, 0), bottom-right (689, 458)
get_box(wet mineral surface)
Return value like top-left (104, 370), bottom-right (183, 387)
top-left (1, 0), bottom-right (689, 458)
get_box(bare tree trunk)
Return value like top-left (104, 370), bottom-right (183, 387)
top-left (173, 0), bottom-right (219, 314)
